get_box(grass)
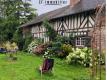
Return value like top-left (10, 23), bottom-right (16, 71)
top-left (0, 52), bottom-right (105, 80)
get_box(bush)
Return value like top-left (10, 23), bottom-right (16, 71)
top-left (66, 47), bottom-right (106, 67)
top-left (23, 34), bottom-right (33, 51)
top-left (4, 41), bottom-right (18, 51)
top-left (27, 38), bottom-right (43, 54)
top-left (66, 47), bottom-right (92, 67)
top-left (55, 34), bottom-right (75, 46)
top-left (50, 41), bottom-right (63, 57)
top-left (81, 47), bottom-right (92, 67)
top-left (13, 28), bottom-right (24, 50)
top-left (44, 41), bottom-right (72, 58)
top-left (100, 50), bottom-right (105, 65)
top-left (55, 44), bottom-right (73, 58)
top-left (55, 35), bottom-right (70, 44)
top-left (33, 43), bottom-right (47, 55)
top-left (97, 50), bottom-right (105, 65)
top-left (43, 48), bottom-right (55, 59)
top-left (61, 44), bottom-right (72, 55)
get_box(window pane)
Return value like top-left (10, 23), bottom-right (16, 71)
top-left (76, 37), bottom-right (86, 46)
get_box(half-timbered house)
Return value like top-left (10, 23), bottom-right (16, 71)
top-left (20, 0), bottom-right (105, 49)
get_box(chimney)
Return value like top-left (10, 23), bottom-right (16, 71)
top-left (70, 0), bottom-right (80, 7)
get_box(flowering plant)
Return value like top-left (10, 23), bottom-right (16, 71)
top-left (28, 39), bottom-right (42, 54)
top-left (66, 47), bottom-right (92, 67)
top-left (43, 48), bottom-right (55, 59)
top-left (4, 41), bottom-right (18, 51)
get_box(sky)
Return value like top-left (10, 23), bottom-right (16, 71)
top-left (30, 0), bottom-right (70, 15)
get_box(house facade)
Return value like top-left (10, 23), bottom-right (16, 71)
top-left (20, 0), bottom-right (105, 49)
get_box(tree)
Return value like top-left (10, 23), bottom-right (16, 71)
top-left (1, 0), bottom-right (36, 23)
top-left (0, 0), bottom-right (37, 44)
top-left (13, 28), bottom-right (24, 50)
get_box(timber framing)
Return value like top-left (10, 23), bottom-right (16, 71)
top-left (20, 0), bottom-right (105, 47)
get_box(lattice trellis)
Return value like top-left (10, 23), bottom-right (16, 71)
top-left (91, 3), bottom-right (105, 80)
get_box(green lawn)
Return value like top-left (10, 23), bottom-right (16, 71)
top-left (0, 52), bottom-right (105, 80)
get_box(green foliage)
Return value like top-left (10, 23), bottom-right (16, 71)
top-left (60, 44), bottom-right (72, 57)
top-left (55, 35), bottom-right (69, 44)
top-left (100, 50), bottom-right (106, 65)
top-left (66, 47), bottom-right (105, 67)
top-left (33, 43), bottom-right (47, 55)
top-left (55, 34), bottom-right (75, 46)
top-left (47, 35), bottom-right (73, 58)
top-left (0, 0), bottom-right (37, 44)
top-left (42, 40), bottom-right (64, 58)
top-left (43, 48), bottom-right (55, 59)
top-left (66, 47), bottom-right (92, 67)
top-left (43, 20), bottom-right (57, 41)
top-left (91, 49), bottom-right (105, 66)
top-left (0, 0), bottom-right (36, 23)
top-left (61, 44), bottom-right (72, 53)
top-left (3, 41), bottom-right (18, 50)
top-left (1, 52), bottom-right (105, 80)
top-left (51, 41), bottom-right (62, 51)
top-left (50, 41), bottom-right (62, 57)
top-left (28, 38), bottom-right (43, 54)
top-left (23, 34), bottom-right (33, 51)
top-left (69, 33), bottom-right (75, 46)
top-left (0, 17), bottom-right (18, 42)
top-left (43, 37), bottom-right (73, 58)
top-left (13, 28), bottom-right (24, 50)
top-left (73, 76), bottom-right (90, 80)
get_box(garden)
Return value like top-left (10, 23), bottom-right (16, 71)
top-left (0, 52), bottom-right (93, 80)
top-left (0, 0), bottom-right (105, 80)
top-left (0, 22), bottom-right (106, 80)
top-left (0, 44), bottom-right (106, 80)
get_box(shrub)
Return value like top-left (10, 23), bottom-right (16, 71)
top-left (51, 41), bottom-right (62, 51)
top-left (100, 50), bottom-right (105, 65)
top-left (55, 44), bottom-right (73, 58)
top-left (13, 28), bottom-right (24, 50)
top-left (43, 48), bottom-right (55, 59)
top-left (50, 41), bottom-right (63, 57)
top-left (66, 47), bottom-right (105, 67)
top-left (23, 34), bottom-right (33, 51)
top-left (27, 38), bottom-right (43, 54)
top-left (97, 49), bottom-right (105, 65)
top-left (42, 41), bottom-right (64, 58)
top-left (44, 41), bottom-right (72, 58)
top-left (66, 47), bottom-right (92, 67)
top-left (81, 47), bottom-right (92, 67)
top-left (55, 34), bottom-right (75, 46)
top-left (55, 35), bottom-right (70, 44)
top-left (33, 43), bottom-right (47, 55)
top-left (4, 41), bottom-right (18, 51)
top-left (61, 44), bottom-right (72, 54)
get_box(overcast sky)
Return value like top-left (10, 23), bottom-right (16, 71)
top-left (30, 0), bottom-right (69, 15)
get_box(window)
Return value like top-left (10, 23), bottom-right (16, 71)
top-left (76, 37), bottom-right (86, 47)
top-left (50, 1), bottom-right (52, 4)
top-left (46, 1), bottom-right (49, 4)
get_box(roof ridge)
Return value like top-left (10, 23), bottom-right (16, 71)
top-left (39, 5), bottom-right (70, 16)
top-left (20, 0), bottom-right (105, 28)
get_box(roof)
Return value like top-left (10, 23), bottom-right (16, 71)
top-left (20, 0), bottom-right (105, 28)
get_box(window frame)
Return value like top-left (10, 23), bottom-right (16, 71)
top-left (75, 37), bottom-right (86, 47)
